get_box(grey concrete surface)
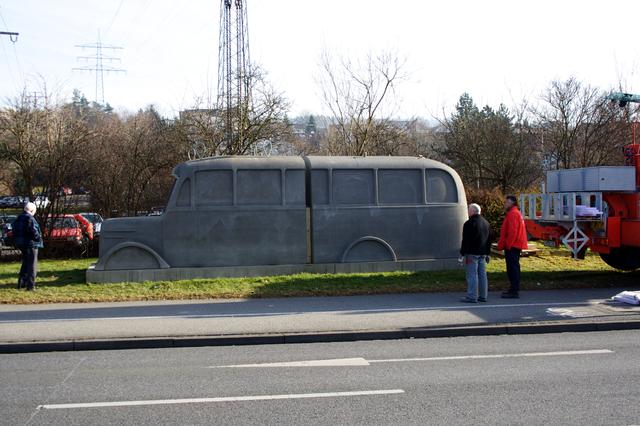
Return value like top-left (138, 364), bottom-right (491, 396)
top-left (2, 331), bottom-right (639, 425)
top-left (0, 288), bottom-right (639, 353)
top-left (86, 258), bottom-right (460, 283)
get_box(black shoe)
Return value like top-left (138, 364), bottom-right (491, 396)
top-left (460, 297), bottom-right (478, 303)
top-left (501, 292), bottom-right (519, 299)
top-left (478, 297), bottom-right (487, 302)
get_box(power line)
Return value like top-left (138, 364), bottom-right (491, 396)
top-left (0, 6), bottom-right (18, 42)
top-left (11, 39), bottom-right (23, 81)
top-left (72, 32), bottom-right (125, 105)
top-left (0, 6), bottom-right (22, 88)
top-left (0, 36), bottom-right (18, 91)
top-left (1, 29), bottom-right (24, 81)
top-left (104, 0), bottom-right (125, 36)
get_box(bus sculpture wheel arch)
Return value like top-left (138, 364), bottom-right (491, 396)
top-left (88, 156), bottom-right (467, 283)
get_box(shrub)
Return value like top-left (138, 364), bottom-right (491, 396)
top-left (465, 187), bottom-right (505, 241)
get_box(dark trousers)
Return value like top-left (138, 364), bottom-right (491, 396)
top-left (19, 248), bottom-right (38, 290)
top-left (504, 248), bottom-right (521, 293)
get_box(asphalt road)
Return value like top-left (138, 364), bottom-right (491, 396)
top-left (1, 330), bottom-right (639, 425)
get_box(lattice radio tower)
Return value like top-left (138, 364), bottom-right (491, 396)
top-left (217, 0), bottom-right (251, 150)
top-left (73, 32), bottom-right (125, 105)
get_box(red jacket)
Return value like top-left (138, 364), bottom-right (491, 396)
top-left (497, 206), bottom-right (528, 251)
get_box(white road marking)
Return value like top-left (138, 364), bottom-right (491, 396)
top-left (210, 350), bottom-right (613, 368)
top-left (210, 357), bottom-right (371, 368)
top-left (0, 301), bottom-right (603, 324)
top-left (37, 389), bottom-right (405, 410)
top-left (368, 349), bottom-right (613, 363)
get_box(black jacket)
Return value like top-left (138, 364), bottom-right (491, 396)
top-left (460, 214), bottom-right (491, 256)
top-left (12, 212), bottom-right (43, 249)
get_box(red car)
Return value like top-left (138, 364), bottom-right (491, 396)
top-left (42, 214), bottom-right (94, 255)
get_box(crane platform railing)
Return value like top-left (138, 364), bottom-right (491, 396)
top-left (520, 192), bottom-right (606, 259)
top-left (520, 192), bottom-right (605, 223)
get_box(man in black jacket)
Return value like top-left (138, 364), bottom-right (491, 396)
top-left (13, 202), bottom-right (43, 291)
top-left (459, 203), bottom-right (492, 303)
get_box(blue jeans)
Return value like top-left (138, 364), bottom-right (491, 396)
top-left (465, 255), bottom-right (488, 301)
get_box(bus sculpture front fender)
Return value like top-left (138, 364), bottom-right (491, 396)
top-left (94, 242), bottom-right (170, 271)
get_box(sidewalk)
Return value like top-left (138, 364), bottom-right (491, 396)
top-left (0, 287), bottom-right (639, 353)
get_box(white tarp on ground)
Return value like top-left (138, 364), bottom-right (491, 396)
top-left (612, 291), bottom-right (640, 305)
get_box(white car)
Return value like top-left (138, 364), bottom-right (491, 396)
top-left (31, 196), bottom-right (50, 208)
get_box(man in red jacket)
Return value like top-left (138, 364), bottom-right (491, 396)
top-left (497, 195), bottom-right (528, 298)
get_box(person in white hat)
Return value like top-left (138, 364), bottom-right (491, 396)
top-left (13, 202), bottom-right (43, 291)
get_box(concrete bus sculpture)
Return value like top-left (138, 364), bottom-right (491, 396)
top-left (87, 156), bottom-right (467, 282)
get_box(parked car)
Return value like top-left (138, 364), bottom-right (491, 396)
top-left (0, 196), bottom-right (22, 208)
top-left (79, 212), bottom-right (103, 236)
top-left (31, 195), bottom-right (50, 209)
top-left (0, 215), bottom-right (17, 226)
top-left (6, 213), bottom-right (93, 253)
top-left (0, 215), bottom-right (17, 247)
top-left (148, 206), bottom-right (165, 216)
top-left (42, 214), bottom-right (92, 255)
top-left (0, 195), bottom-right (50, 209)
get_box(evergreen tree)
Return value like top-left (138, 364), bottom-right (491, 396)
top-left (305, 115), bottom-right (316, 136)
top-left (441, 94), bottom-right (541, 192)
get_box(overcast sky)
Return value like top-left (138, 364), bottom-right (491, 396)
top-left (1, 0), bottom-right (639, 119)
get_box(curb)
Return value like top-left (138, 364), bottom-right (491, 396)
top-left (2, 319), bottom-right (640, 354)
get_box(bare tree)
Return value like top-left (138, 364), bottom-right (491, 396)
top-left (181, 66), bottom-right (291, 159)
top-left (83, 112), bottom-right (126, 216)
top-left (0, 91), bottom-right (46, 197)
top-left (317, 50), bottom-right (408, 155)
top-left (85, 107), bottom-right (184, 217)
top-left (0, 160), bottom-right (18, 194)
top-left (0, 89), bottom-right (91, 206)
top-left (535, 77), bottom-right (629, 169)
top-left (37, 101), bottom-right (92, 218)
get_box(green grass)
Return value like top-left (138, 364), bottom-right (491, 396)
top-left (0, 247), bottom-right (637, 304)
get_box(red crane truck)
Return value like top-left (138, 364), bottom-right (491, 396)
top-left (521, 94), bottom-right (640, 271)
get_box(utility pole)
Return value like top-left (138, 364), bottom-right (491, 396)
top-left (73, 32), bottom-right (125, 105)
top-left (217, 0), bottom-right (251, 152)
top-left (0, 31), bottom-right (18, 42)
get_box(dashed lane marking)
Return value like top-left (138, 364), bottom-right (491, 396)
top-left (37, 389), bottom-right (405, 410)
top-left (210, 349), bottom-right (613, 368)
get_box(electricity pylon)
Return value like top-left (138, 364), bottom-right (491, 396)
top-left (73, 32), bottom-right (125, 105)
top-left (217, 0), bottom-right (251, 151)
